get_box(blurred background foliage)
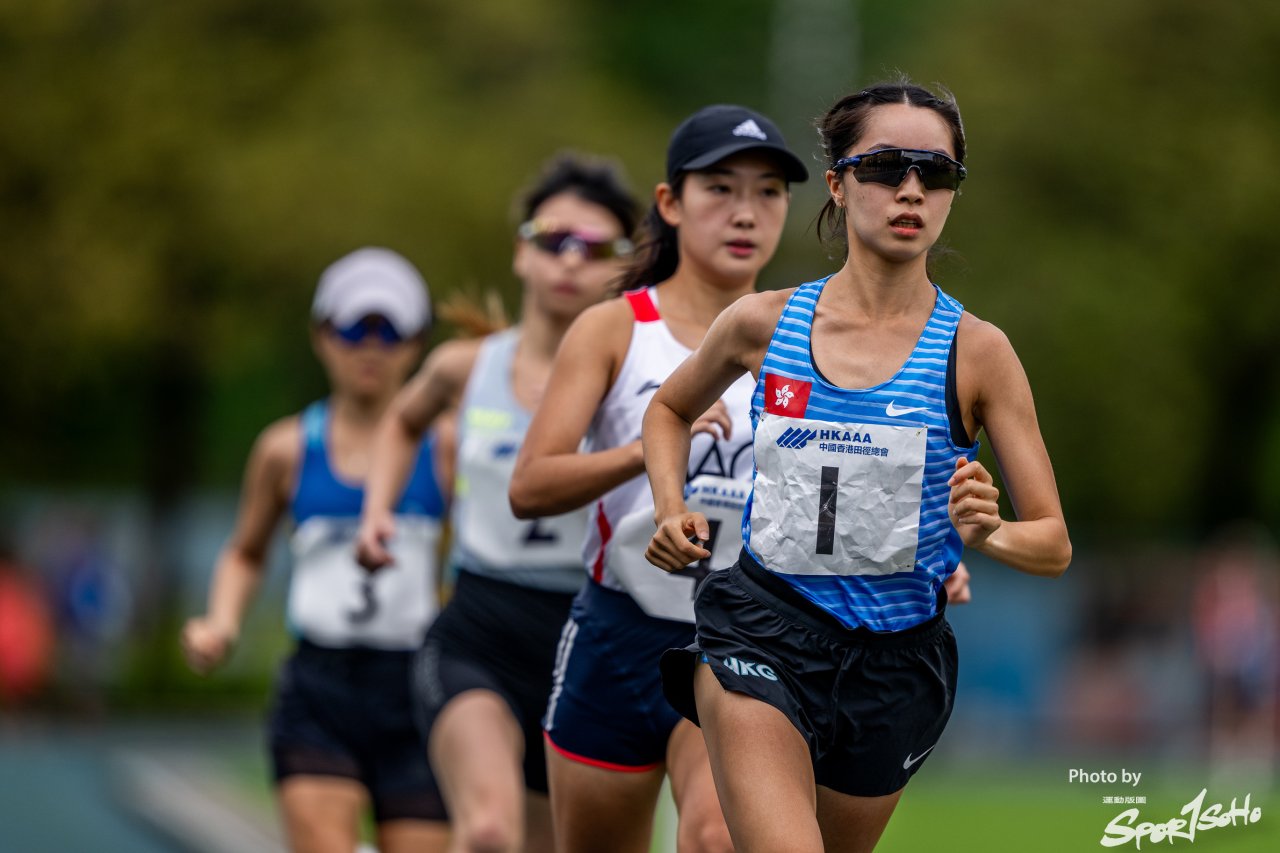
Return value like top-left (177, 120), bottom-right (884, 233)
top-left (2, 0), bottom-right (1278, 542)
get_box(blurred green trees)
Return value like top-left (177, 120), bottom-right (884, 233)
top-left (2, 0), bottom-right (1277, 540)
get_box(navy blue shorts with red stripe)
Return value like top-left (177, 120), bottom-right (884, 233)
top-left (543, 579), bottom-right (693, 771)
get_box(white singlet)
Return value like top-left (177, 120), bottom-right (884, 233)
top-left (581, 287), bottom-right (755, 623)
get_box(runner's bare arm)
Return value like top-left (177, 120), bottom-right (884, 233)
top-left (644, 292), bottom-right (785, 571)
top-left (357, 339), bottom-right (478, 569)
top-left (950, 316), bottom-right (1071, 577)
top-left (182, 418), bottom-right (298, 674)
top-left (509, 300), bottom-right (638, 518)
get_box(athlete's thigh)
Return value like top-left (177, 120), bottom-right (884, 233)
top-left (665, 719), bottom-right (732, 853)
top-left (814, 784), bottom-right (904, 853)
top-left (429, 688), bottom-right (525, 818)
top-left (693, 663), bottom-right (823, 853)
top-left (277, 775), bottom-right (366, 853)
top-left (377, 819), bottom-right (450, 853)
top-left (545, 742), bottom-right (665, 853)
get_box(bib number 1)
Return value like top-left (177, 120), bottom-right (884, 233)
top-left (817, 466), bottom-right (838, 555)
top-left (749, 414), bottom-right (926, 576)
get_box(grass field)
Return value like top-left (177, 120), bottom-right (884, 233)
top-left (216, 738), bottom-right (1276, 852)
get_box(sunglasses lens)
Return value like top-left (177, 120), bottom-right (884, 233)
top-left (532, 231), bottom-right (572, 255)
top-left (851, 150), bottom-right (963, 191)
top-left (375, 320), bottom-right (404, 344)
top-left (524, 222), bottom-right (629, 258)
top-left (334, 316), bottom-right (404, 344)
top-left (853, 150), bottom-right (911, 187)
top-left (916, 152), bottom-right (963, 191)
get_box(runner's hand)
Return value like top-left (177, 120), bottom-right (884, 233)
top-left (181, 617), bottom-right (235, 675)
top-left (355, 513), bottom-right (396, 571)
top-left (944, 560), bottom-right (972, 604)
top-left (647, 511), bottom-right (712, 572)
top-left (690, 399), bottom-right (732, 442)
top-left (948, 458), bottom-right (1001, 549)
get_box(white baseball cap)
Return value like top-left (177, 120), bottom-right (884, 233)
top-left (311, 247), bottom-right (432, 337)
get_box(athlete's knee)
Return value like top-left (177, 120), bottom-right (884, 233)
top-left (455, 812), bottom-right (523, 853)
top-left (677, 810), bottom-right (734, 853)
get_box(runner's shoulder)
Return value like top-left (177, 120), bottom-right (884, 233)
top-left (720, 288), bottom-right (795, 347)
top-left (956, 310), bottom-right (1017, 367)
top-left (251, 414), bottom-right (304, 490)
top-left (561, 293), bottom-right (638, 360)
top-left (424, 336), bottom-right (485, 387)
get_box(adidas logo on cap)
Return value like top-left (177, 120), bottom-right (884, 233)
top-left (731, 119), bottom-right (767, 141)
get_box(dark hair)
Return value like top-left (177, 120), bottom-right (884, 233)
top-left (520, 153), bottom-right (639, 237)
top-left (816, 77), bottom-right (966, 252)
top-left (614, 173), bottom-right (687, 293)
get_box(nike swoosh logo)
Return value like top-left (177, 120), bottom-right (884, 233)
top-left (637, 380), bottom-right (662, 396)
top-left (886, 401), bottom-right (928, 417)
top-left (902, 745), bottom-right (935, 770)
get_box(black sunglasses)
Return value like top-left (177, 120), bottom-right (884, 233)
top-left (832, 148), bottom-right (966, 191)
top-left (518, 220), bottom-right (633, 261)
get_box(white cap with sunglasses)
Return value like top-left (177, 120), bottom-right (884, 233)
top-left (312, 247), bottom-right (432, 337)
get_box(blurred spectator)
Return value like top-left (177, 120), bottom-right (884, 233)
top-left (0, 553), bottom-right (56, 706)
top-left (1193, 524), bottom-right (1279, 782)
top-left (30, 510), bottom-right (134, 710)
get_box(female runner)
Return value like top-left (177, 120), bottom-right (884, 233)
top-left (182, 248), bottom-right (450, 853)
top-left (509, 105), bottom-right (808, 853)
top-left (356, 155), bottom-right (637, 853)
top-left (643, 80), bottom-right (1072, 853)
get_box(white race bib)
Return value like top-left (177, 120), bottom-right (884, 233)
top-left (749, 413), bottom-right (925, 576)
top-left (288, 514), bottom-right (440, 649)
top-left (455, 430), bottom-right (588, 570)
top-left (608, 475), bottom-right (748, 623)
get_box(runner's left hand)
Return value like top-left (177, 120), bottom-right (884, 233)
top-left (948, 458), bottom-right (1001, 549)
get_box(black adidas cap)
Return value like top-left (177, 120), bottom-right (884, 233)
top-left (666, 104), bottom-right (809, 184)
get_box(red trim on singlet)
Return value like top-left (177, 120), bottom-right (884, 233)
top-left (543, 731), bottom-right (662, 774)
top-left (624, 288), bottom-right (660, 322)
top-left (591, 501), bottom-right (611, 583)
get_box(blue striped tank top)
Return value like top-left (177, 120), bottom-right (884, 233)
top-left (742, 277), bottom-right (979, 632)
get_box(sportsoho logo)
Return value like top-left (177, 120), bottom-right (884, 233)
top-left (1100, 788), bottom-right (1262, 848)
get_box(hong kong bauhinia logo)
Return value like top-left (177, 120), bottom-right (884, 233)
top-left (775, 384), bottom-right (795, 409)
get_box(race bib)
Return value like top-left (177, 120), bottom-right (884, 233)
top-left (749, 413), bottom-right (925, 576)
top-left (288, 514), bottom-right (440, 649)
top-left (455, 430), bottom-right (588, 569)
top-left (608, 475), bottom-right (748, 622)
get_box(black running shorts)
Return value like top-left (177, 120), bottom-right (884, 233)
top-left (412, 569), bottom-right (578, 793)
top-left (661, 550), bottom-right (958, 797)
top-left (268, 641), bottom-right (447, 822)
